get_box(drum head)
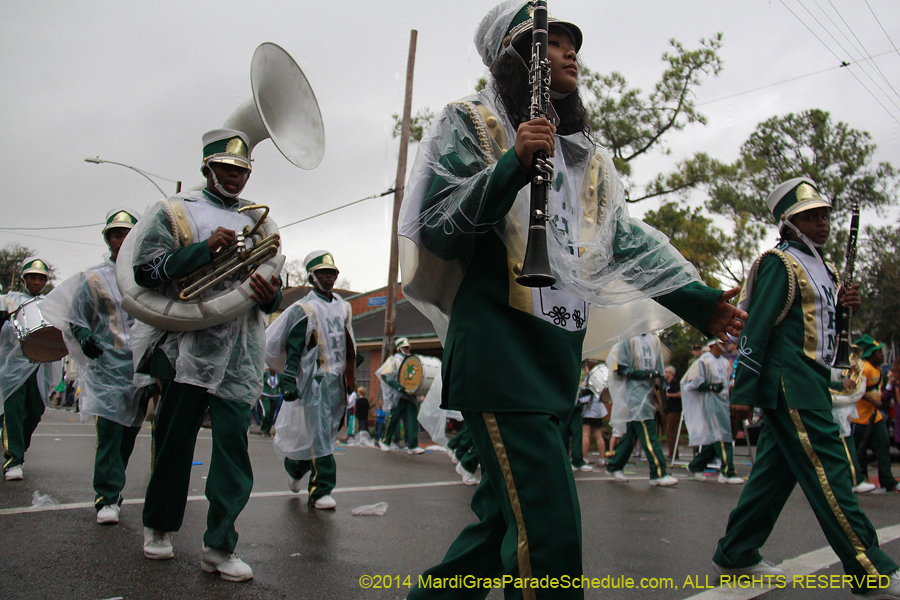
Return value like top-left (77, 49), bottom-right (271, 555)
top-left (21, 327), bottom-right (67, 362)
top-left (398, 355), bottom-right (424, 394)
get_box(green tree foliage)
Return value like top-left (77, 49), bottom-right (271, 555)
top-left (581, 34), bottom-right (723, 187)
top-left (0, 243), bottom-right (56, 293)
top-left (672, 109), bottom-right (898, 281)
top-left (642, 201), bottom-right (725, 288)
top-left (391, 107), bottom-right (436, 143)
top-left (659, 321), bottom-right (706, 380)
top-left (857, 223), bottom-right (900, 348)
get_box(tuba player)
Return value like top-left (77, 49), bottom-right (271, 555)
top-left (127, 129), bottom-right (281, 582)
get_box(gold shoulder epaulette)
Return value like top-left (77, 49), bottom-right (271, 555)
top-left (752, 249), bottom-right (796, 326)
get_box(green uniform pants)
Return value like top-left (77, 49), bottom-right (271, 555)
top-left (408, 412), bottom-right (583, 600)
top-left (688, 441), bottom-right (736, 478)
top-left (2, 371), bottom-right (44, 471)
top-left (449, 424), bottom-right (480, 475)
top-left (94, 416), bottom-right (141, 509)
top-left (852, 419), bottom-right (898, 491)
top-left (259, 395), bottom-right (279, 435)
top-left (841, 436), bottom-right (866, 487)
top-left (284, 455), bottom-right (336, 504)
top-left (561, 405), bottom-right (585, 468)
top-left (606, 419), bottom-right (668, 480)
top-left (714, 395), bottom-right (898, 592)
top-left (142, 380), bottom-right (252, 553)
top-left (382, 397), bottom-right (419, 449)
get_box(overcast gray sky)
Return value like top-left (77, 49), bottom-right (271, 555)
top-left (2, 0), bottom-right (898, 292)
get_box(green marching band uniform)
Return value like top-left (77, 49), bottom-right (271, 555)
top-left (605, 333), bottom-right (674, 484)
top-left (377, 337), bottom-right (424, 453)
top-left (680, 340), bottom-right (743, 483)
top-left (397, 2), bottom-right (729, 597)
top-left (712, 178), bottom-right (899, 594)
top-left (128, 129), bottom-right (281, 580)
top-left (42, 208), bottom-right (151, 523)
top-left (259, 369), bottom-right (282, 437)
top-left (0, 258), bottom-right (62, 480)
top-left (266, 250), bottom-right (355, 509)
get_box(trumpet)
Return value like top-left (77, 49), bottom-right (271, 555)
top-left (177, 204), bottom-right (280, 301)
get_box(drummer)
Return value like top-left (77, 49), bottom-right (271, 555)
top-left (265, 250), bottom-right (355, 510)
top-left (41, 208), bottom-right (153, 523)
top-left (1, 257), bottom-right (62, 481)
top-left (377, 337), bottom-right (425, 455)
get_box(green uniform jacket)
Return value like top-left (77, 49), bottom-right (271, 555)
top-left (733, 241), bottom-right (839, 410)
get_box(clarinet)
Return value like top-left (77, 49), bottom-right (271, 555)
top-left (516, 0), bottom-right (557, 288)
top-left (832, 200), bottom-right (859, 369)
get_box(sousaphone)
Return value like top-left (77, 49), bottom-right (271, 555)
top-left (116, 42), bottom-right (324, 331)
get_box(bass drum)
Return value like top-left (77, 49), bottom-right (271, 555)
top-left (586, 363), bottom-right (609, 395)
top-left (12, 297), bottom-right (67, 362)
top-left (398, 354), bottom-right (441, 397)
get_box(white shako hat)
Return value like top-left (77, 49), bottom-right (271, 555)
top-left (475, 0), bottom-right (583, 67)
top-left (21, 256), bottom-right (51, 279)
top-left (102, 207), bottom-right (141, 236)
top-left (766, 177), bottom-right (832, 229)
top-left (202, 129), bottom-right (252, 171)
top-left (304, 250), bottom-right (339, 274)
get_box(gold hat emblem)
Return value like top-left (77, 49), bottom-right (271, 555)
top-left (225, 137), bottom-right (248, 158)
top-left (795, 183), bottom-right (821, 201)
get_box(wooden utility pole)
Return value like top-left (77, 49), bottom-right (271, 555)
top-left (381, 30), bottom-right (418, 365)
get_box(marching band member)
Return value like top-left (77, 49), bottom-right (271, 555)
top-left (605, 333), bottom-right (677, 486)
top-left (681, 339), bottom-right (743, 484)
top-left (376, 337), bottom-right (424, 455)
top-left (259, 367), bottom-right (282, 437)
top-left (396, 1), bottom-right (746, 595)
top-left (42, 208), bottom-right (151, 523)
top-left (829, 364), bottom-right (875, 494)
top-left (266, 250), bottom-right (355, 510)
top-left (712, 179), bottom-right (900, 597)
top-left (1, 257), bottom-right (61, 481)
top-left (128, 129), bottom-right (281, 582)
top-left (849, 335), bottom-right (898, 493)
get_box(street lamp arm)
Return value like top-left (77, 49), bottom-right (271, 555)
top-left (84, 156), bottom-right (169, 197)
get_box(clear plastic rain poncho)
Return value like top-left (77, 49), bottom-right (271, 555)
top-left (127, 192), bottom-right (267, 403)
top-left (41, 258), bottom-right (146, 427)
top-left (398, 2), bottom-right (700, 356)
top-left (376, 353), bottom-right (409, 413)
top-left (680, 351), bottom-right (733, 447)
top-left (415, 372), bottom-right (463, 448)
top-left (266, 292), bottom-right (354, 461)
top-left (606, 334), bottom-right (665, 433)
top-left (0, 292), bottom-right (62, 416)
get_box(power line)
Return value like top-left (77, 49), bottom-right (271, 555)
top-left (0, 222), bottom-right (103, 231)
top-left (280, 188), bottom-right (395, 230)
top-left (0, 229), bottom-right (105, 248)
top-left (827, 0), bottom-right (899, 98)
top-left (698, 50), bottom-right (894, 106)
top-left (797, 0), bottom-right (900, 113)
top-left (865, 0), bottom-right (900, 60)
top-left (780, 0), bottom-right (900, 126)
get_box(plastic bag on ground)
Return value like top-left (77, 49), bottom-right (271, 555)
top-left (31, 490), bottom-right (60, 508)
top-left (351, 502), bottom-right (388, 516)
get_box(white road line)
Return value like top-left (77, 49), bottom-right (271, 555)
top-left (0, 479), bottom-right (464, 516)
top-left (682, 524), bottom-right (900, 600)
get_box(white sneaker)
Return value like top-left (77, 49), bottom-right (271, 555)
top-left (718, 474), bottom-right (745, 485)
top-left (579, 464), bottom-right (593, 472)
top-left (201, 545), bottom-right (253, 582)
top-left (143, 527), bottom-right (174, 560)
top-left (97, 504), bottom-right (120, 524)
top-left (650, 475), bottom-right (679, 487)
top-left (4, 465), bottom-right (23, 481)
top-left (713, 558), bottom-right (784, 577)
top-left (571, 465), bottom-right (578, 472)
top-left (408, 447), bottom-right (425, 455)
top-left (609, 469), bottom-right (629, 482)
top-left (450, 453), bottom-right (459, 464)
top-left (861, 569), bottom-right (900, 598)
top-left (288, 477), bottom-right (303, 493)
top-left (853, 481), bottom-right (877, 494)
top-left (694, 472), bottom-right (707, 482)
top-left (313, 494), bottom-right (337, 510)
top-left (456, 463), bottom-right (477, 486)
top-left (389, 443), bottom-right (400, 451)
top-left (379, 441), bottom-right (391, 452)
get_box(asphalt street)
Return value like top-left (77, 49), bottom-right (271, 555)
top-left (3, 408), bottom-right (900, 600)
